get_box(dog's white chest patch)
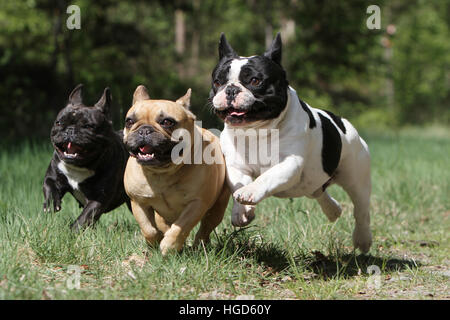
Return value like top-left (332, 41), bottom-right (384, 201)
top-left (57, 161), bottom-right (95, 191)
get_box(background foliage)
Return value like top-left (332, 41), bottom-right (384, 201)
top-left (0, 0), bottom-right (449, 140)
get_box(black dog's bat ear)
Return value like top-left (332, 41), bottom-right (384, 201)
top-left (69, 83), bottom-right (84, 106)
top-left (264, 32), bottom-right (282, 65)
top-left (95, 87), bottom-right (112, 116)
top-left (219, 33), bottom-right (238, 60)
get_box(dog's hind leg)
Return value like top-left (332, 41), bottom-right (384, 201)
top-left (336, 138), bottom-right (372, 253)
top-left (71, 200), bottom-right (103, 231)
top-left (343, 181), bottom-right (372, 254)
top-left (316, 191), bottom-right (342, 222)
top-left (194, 184), bottom-right (230, 246)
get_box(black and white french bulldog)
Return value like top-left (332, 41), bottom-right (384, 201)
top-left (210, 33), bottom-right (372, 253)
top-left (43, 84), bottom-right (130, 230)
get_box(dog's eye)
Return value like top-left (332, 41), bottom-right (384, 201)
top-left (250, 77), bottom-right (261, 86)
top-left (160, 118), bottom-right (176, 128)
top-left (213, 80), bottom-right (221, 89)
top-left (125, 118), bottom-right (134, 129)
top-left (83, 124), bottom-right (95, 129)
top-left (55, 120), bottom-right (61, 126)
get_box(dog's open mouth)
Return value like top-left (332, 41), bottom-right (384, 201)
top-left (56, 142), bottom-right (84, 160)
top-left (217, 107), bottom-right (249, 125)
top-left (126, 134), bottom-right (178, 166)
top-left (129, 144), bottom-right (161, 165)
top-left (136, 145), bottom-right (155, 161)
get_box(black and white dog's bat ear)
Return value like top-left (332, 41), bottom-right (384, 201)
top-left (219, 33), bottom-right (238, 60)
top-left (264, 32), bottom-right (282, 65)
top-left (95, 87), bottom-right (112, 116)
top-left (69, 83), bottom-right (84, 106)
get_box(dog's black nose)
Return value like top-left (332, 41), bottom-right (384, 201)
top-left (226, 84), bottom-right (241, 101)
top-left (138, 125), bottom-right (154, 136)
top-left (64, 126), bottom-right (75, 137)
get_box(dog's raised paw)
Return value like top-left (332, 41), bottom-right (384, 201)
top-left (231, 203), bottom-right (255, 227)
top-left (323, 201), bottom-right (342, 222)
top-left (233, 185), bottom-right (265, 205)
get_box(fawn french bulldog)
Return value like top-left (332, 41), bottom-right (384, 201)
top-left (123, 85), bottom-right (229, 255)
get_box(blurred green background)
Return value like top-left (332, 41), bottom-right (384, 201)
top-left (0, 0), bottom-right (449, 141)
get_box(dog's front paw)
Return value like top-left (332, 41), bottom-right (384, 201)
top-left (160, 236), bottom-right (183, 256)
top-left (353, 226), bottom-right (372, 254)
top-left (70, 220), bottom-right (83, 232)
top-left (231, 203), bottom-right (256, 227)
top-left (43, 192), bottom-right (61, 213)
top-left (233, 184), bottom-right (265, 205)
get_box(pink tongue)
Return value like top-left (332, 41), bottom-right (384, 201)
top-left (66, 142), bottom-right (81, 154)
top-left (139, 145), bottom-right (151, 154)
top-left (230, 111), bottom-right (246, 116)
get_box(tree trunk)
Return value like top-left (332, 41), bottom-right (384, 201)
top-left (175, 9), bottom-right (186, 78)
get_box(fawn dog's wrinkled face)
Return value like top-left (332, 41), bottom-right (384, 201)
top-left (51, 84), bottom-right (114, 166)
top-left (123, 85), bottom-right (195, 167)
top-left (210, 33), bottom-right (289, 126)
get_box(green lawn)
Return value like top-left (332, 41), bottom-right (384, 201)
top-left (0, 127), bottom-right (449, 299)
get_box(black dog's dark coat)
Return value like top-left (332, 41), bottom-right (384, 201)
top-left (43, 84), bottom-right (130, 230)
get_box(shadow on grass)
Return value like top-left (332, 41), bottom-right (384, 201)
top-left (303, 252), bottom-right (421, 280)
top-left (213, 227), bottom-right (292, 272)
top-left (213, 227), bottom-right (421, 280)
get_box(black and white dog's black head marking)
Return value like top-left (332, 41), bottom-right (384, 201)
top-left (210, 33), bottom-right (289, 126)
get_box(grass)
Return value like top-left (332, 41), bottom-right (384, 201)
top-left (0, 127), bottom-right (449, 299)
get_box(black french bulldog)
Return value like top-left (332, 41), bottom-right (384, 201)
top-left (42, 84), bottom-right (130, 230)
